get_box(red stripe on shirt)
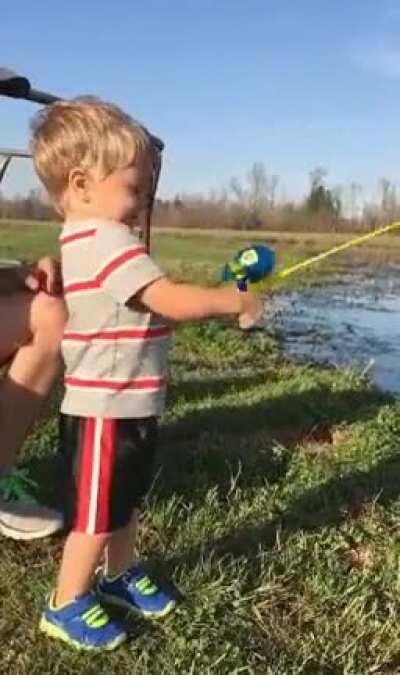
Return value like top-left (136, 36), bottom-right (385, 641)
top-left (64, 245), bottom-right (147, 295)
top-left (63, 326), bottom-right (171, 341)
top-left (95, 419), bottom-right (116, 533)
top-left (65, 376), bottom-right (166, 391)
top-left (63, 279), bottom-right (99, 294)
top-left (59, 228), bottom-right (96, 246)
top-left (73, 418), bottom-right (95, 532)
top-left (96, 246), bottom-right (146, 284)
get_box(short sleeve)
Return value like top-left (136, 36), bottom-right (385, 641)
top-left (93, 221), bottom-right (164, 305)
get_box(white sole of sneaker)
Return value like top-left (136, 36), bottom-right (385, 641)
top-left (0, 519), bottom-right (63, 541)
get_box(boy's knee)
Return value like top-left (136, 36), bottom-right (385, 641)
top-left (31, 292), bottom-right (67, 348)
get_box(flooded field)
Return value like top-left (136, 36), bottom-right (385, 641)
top-left (268, 266), bottom-right (400, 395)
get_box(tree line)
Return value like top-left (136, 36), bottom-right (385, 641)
top-left (2, 163), bottom-right (400, 233)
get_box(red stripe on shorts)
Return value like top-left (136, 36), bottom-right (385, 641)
top-left (73, 418), bottom-right (95, 532)
top-left (94, 419), bottom-right (116, 533)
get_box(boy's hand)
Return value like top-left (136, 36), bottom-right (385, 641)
top-left (238, 292), bottom-right (264, 330)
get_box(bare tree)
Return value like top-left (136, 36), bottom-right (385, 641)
top-left (349, 182), bottom-right (362, 221)
top-left (229, 162), bottom-right (280, 228)
top-left (379, 178), bottom-right (397, 219)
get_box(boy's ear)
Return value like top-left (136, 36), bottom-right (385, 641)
top-left (68, 167), bottom-right (91, 202)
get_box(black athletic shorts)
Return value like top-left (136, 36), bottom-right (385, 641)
top-left (59, 414), bottom-right (158, 534)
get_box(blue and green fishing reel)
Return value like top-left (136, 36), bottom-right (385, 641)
top-left (222, 244), bottom-right (275, 291)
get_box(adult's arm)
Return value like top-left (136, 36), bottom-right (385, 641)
top-left (0, 257), bottom-right (62, 295)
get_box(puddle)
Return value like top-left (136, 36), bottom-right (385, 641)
top-left (267, 266), bottom-right (400, 395)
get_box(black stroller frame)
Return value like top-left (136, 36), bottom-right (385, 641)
top-left (0, 67), bottom-right (163, 250)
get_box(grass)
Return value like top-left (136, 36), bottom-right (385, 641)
top-left (1, 219), bottom-right (400, 279)
top-left (0, 221), bottom-right (400, 673)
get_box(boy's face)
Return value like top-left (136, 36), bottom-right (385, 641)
top-left (65, 152), bottom-right (153, 226)
top-left (93, 153), bottom-right (153, 225)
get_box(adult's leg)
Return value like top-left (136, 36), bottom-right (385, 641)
top-left (0, 290), bottom-right (67, 539)
top-left (0, 290), bottom-right (66, 472)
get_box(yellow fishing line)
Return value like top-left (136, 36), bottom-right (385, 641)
top-left (251, 220), bottom-right (400, 291)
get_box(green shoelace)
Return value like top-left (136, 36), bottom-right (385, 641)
top-left (131, 575), bottom-right (158, 596)
top-left (81, 603), bottom-right (110, 629)
top-left (0, 468), bottom-right (39, 504)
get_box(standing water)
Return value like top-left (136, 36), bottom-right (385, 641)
top-left (268, 267), bottom-right (400, 396)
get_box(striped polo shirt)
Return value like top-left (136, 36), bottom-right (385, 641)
top-left (60, 219), bottom-right (170, 418)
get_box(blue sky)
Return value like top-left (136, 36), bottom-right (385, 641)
top-left (1, 0), bottom-right (400, 204)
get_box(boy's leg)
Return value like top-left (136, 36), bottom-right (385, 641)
top-left (0, 291), bottom-right (66, 539)
top-left (98, 509), bottom-right (176, 618)
top-left (56, 531), bottom-right (111, 605)
top-left (41, 529), bottom-right (126, 651)
top-left (105, 509), bottom-right (139, 576)
top-left (40, 415), bottom-right (127, 650)
top-left (60, 415), bottom-right (175, 617)
top-left (57, 415), bottom-right (136, 599)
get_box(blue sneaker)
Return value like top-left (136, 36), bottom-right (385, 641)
top-left (40, 591), bottom-right (127, 651)
top-left (97, 565), bottom-right (176, 618)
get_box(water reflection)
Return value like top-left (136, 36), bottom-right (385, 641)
top-left (267, 267), bottom-right (400, 395)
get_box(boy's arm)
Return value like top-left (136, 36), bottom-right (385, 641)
top-left (137, 276), bottom-right (262, 324)
top-left (92, 224), bottom-right (263, 326)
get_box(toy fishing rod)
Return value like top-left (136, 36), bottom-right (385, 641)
top-left (277, 220), bottom-right (400, 281)
top-left (222, 220), bottom-right (400, 290)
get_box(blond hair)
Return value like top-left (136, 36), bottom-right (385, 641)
top-left (30, 97), bottom-right (155, 200)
